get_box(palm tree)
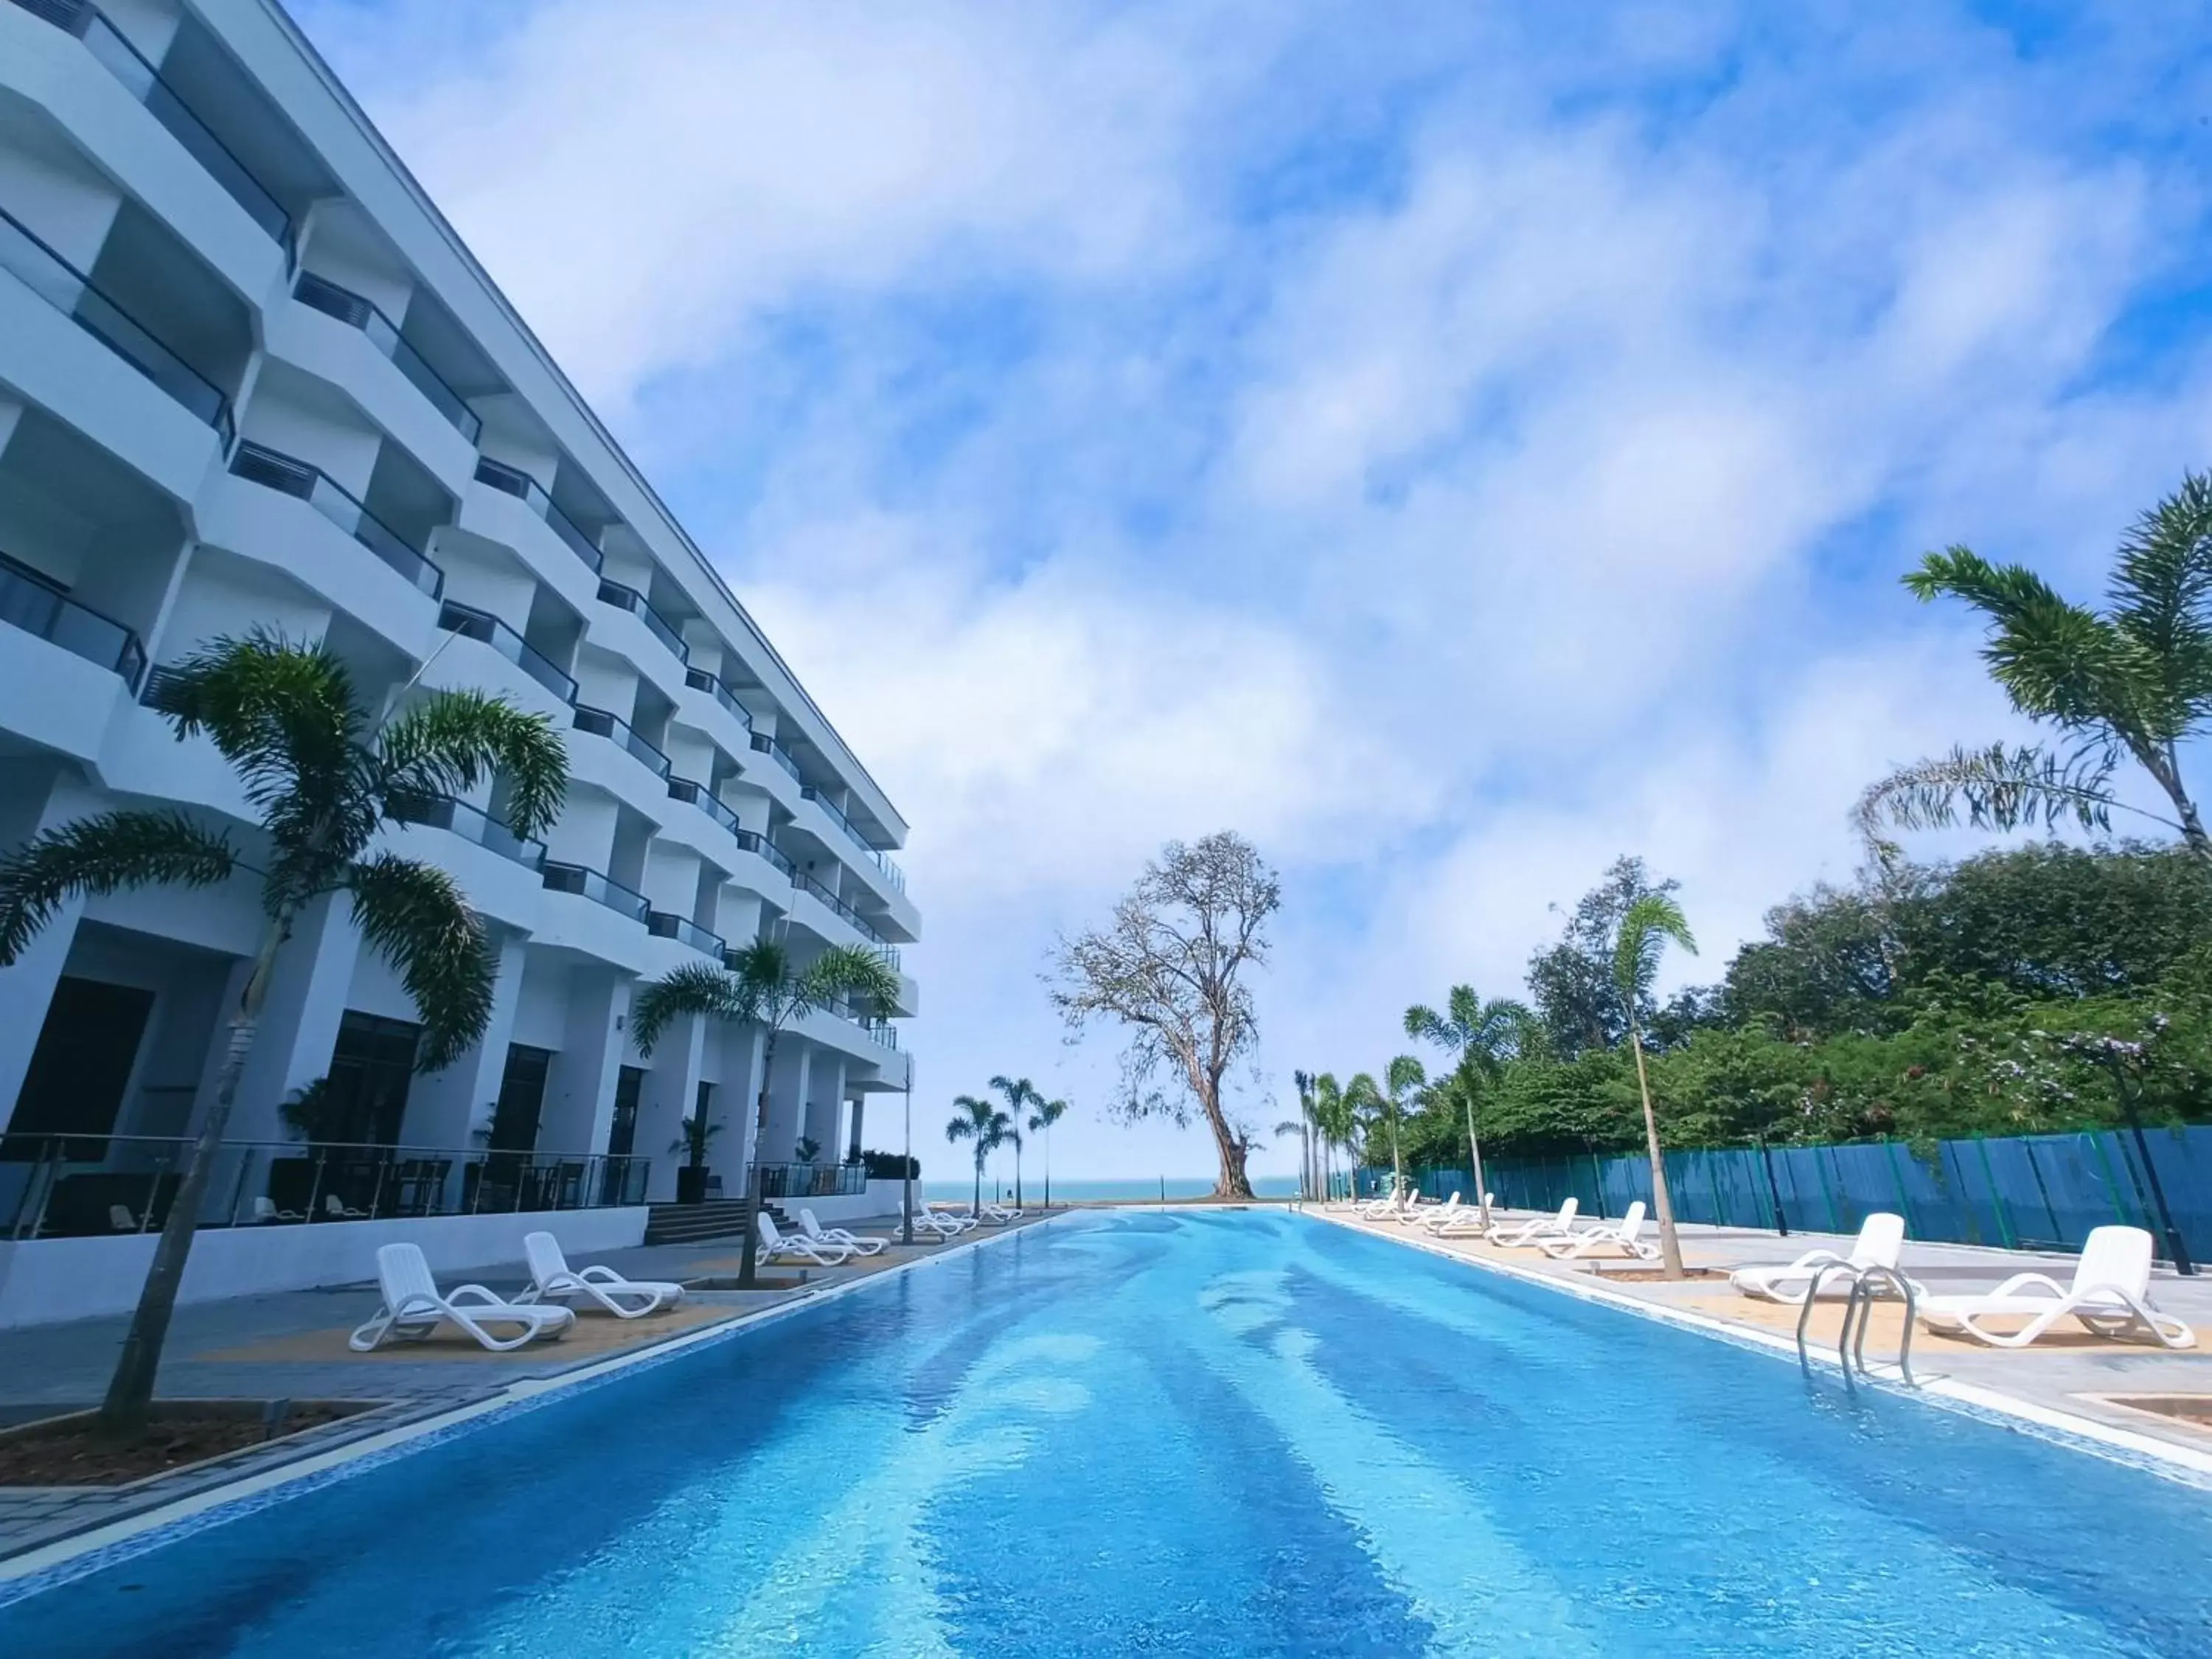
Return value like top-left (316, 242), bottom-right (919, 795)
top-left (1026, 1096), bottom-right (1067, 1208)
top-left (1613, 893), bottom-right (1698, 1278)
top-left (1382, 1055), bottom-right (1424, 1198)
top-left (946, 1094), bottom-right (1012, 1214)
top-left (1857, 476), bottom-right (2212, 863)
top-left (630, 939), bottom-right (899, 1284)
top-left (0, 632), bottom-right (566, 1436)
top-left (988, 1074), bottom-right (1040, 1208)
top-left (1404, 987), bottom-right (1532, 1227)
top-left (1307, 1071), bottom-right (1368, 1201)
top-left (1292, 1069), bottom-right (1319, 1201)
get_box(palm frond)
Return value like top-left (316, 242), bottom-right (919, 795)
top-left (0, 810), bottom-right (238, 965)
top-left (1402, 1002), bottom-right (1449, 1046)
top-left (2109, 470), bottom-right (2212, 739)
top-left (153, 632), bottom-right (366, 834)
top-left (797, 943), bottom-right (900, 1019)
top-left (630, 963), bottom-right (748, 1056)
top-left (1906, 549), bottom-right (2145, 734)
top-left (1028, 1097), bottom-right (1068, 1133)
top-left (345, 853), bottom-right (494, 1071)
top-left (1850, 741), bottom-right (2149, 860)
top-left (376, 689), bottom-right (568, 841)
top-left (1385, 1053), bottom-right (1426, 1099)
top-left (723, 937), bottom-right (793, 1013)
top-left (1615, 894), bottom-right (1697, 1001)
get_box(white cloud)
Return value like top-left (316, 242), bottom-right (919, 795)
top-left (296, 0), bottom-right (2212, 1180)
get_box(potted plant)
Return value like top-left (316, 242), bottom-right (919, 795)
top-left (672, 1113), bottom-right (723, 1204)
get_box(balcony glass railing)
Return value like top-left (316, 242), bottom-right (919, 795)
top-left (0, 552), bottom-right (145, 688)
top-left (732, 827), bottom-right (796, 879)
top-left (293, 272), bottom-right (481, 443)
top-left (0, 204), bottom-right (233, 443)
top-left (667, 776), bottom-right (742, 839)
top-left (232, 443), bottom-right (442, 599)
top-left (749, 730), bottom-right (802, 782)
top-left (387, 791), bottom-right (543, 867)
top-left (597, 580), bottom-right (687, 664)
top-left (573, 705), bottom-right (670, 779)
top-left (793, 869), bottom-right (888, 947)
top-left (540, 860), bottom-right (650, 923)
top-left (10, 0), bottom-right (291, 247)
top-left (473, 459), bottom-right (603, 574)
top-left (683, 667), bottom-right (753, 731)
top-left (647, 910), bottom-right (725, 959)
top-left (435, 599), bottom-right (577, 703)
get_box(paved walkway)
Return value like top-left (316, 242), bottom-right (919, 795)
top-left (0, 1208), bottom-right (1043, 1563)
top-left (1329, 1204), bottom-right (2212, 1459)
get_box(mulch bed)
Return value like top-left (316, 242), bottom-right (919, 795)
top-left (0, 1402), bottom-right (369, 1487)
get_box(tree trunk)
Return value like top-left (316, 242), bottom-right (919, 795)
top-left (973, 1151), bottom-right (983, 1217)
top-left (98, 916), bottom-right (286, 1438)
top-left (1014, 1144), bottom-right (1023, 1211)
top-left (1043, 1129), bottom-right (1051, 1210)
top-left (1630, 1027), bottom-right (1685, 1279)
top-left (1464, 1088), bottom-right (1489, 1228)
top-left (737, 1026), bottom-right (776, 1289)
top-left (1199, 1074), bottom-right (1256, 1198)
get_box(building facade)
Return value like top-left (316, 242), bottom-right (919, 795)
top-left (0, 0), bottom-right (917, 1230)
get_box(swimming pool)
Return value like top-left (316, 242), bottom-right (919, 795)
top-left (5, 1210), bottom-right (2211, 1656)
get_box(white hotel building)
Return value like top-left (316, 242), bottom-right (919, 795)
top-left (0, 0), bottom-right (918, 1259)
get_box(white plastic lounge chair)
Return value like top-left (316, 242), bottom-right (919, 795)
top-left (348, 1242), bottom-right (574, 1352)
top-left (925, 1203), bottom-right (981, 1234)
top-left (1413, 1194), bottom-right (1464, 1233)
top-left (108, 1204), bottom-right (136, 1232)
top-left (1730, 1213), bottom-right (1911, 1304)
top-left (1486, 1197), bottom-right (1579, 1246)
top-left (1539, 1200), bottom-right (1659, 1262)
top-left (324, 1193), bottom-right (369, 1221)
top-left (518, 1231), bottom-right (683, 1318)
top-left (800, 1208), bottom-right (887, 1256)
top-left (757, 1212), bottom-right (853, 1267)
top-left (1357, 1188), bottom-right (1408, 1220)
top-left (979, 1203), bottom-right (1023, 1223)
top-left (252, 1196), bottom-right (305, 1223)
top-left (1916, 1225), bottom-right (2197, 1350)
top-left (908, 1208), bottom-right (964, 1238)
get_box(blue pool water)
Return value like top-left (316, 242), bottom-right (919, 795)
top-left (7, 1211), bottom-right (2211, 1656)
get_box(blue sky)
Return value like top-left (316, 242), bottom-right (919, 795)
top-left (299, 0), bottom-right (2212, 1182)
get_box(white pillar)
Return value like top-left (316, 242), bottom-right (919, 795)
top-left (633, 1009), bottom-right (707, 1203)
top-left (759, 1037), bottom-right (810, 1166)
top-left (801, 1054), bottom-right (845, 1162)
top-left (403, 929), bottom-right (529, 1147)
top-left (232, 890), bottom-right (363, 1144)
top-left (539, 964), bottom-right (627, 1154)
top-left (845, 1094), bottom-right (866, 1161)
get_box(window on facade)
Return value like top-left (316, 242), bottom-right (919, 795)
top-left (322, 1011), bottom-right (422, 1147)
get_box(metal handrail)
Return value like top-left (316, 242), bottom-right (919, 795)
top-left (597, 579), bottom-right (689, 664)
top-left (573, 703), bottom-right (671, 779)
top-left (293, 271), bottom-right (481, 442)
top-left (437, 600), bottom-right (577, 703)
top-left (1, 1130), bottom-right (649, 1238)
top-left (473, 458), bottom-right (603, 573)
top-left (234, 442), bottom-right (443, 598)
top-left (1795, 1261), bottom-right (1923, 1390)
top-left (683, 666), bottom-right (753, 731)
top-left (0, 550), bottom-right (147, 689)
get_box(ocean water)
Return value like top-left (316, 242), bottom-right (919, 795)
top-left (5, 1211), bottom-right (2209, 1656)
top-left (922, 1174), bottom-right (1303, 1204)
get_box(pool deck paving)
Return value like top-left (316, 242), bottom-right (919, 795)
top-left (1326, 1204), bottom-right (2212, 1469)
top-left (0, 1208), bottom-right (1046, 1568)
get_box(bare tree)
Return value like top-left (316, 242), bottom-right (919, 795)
top-left (1049, 832), bottom-right (1280, 1199)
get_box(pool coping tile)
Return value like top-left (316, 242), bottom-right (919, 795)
top-left (0, 1214), bottom-right (1051, 1602)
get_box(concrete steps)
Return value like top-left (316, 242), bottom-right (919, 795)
top-left (640, 1198), bottom-right (793, 1247)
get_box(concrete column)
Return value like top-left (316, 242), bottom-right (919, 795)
top-left (632, 1010), bottom-right (707, 1203)
top-left (845, 1094), bottom-right (866, 1161)
top-left (231, 890), bottom-right (363, 1144)
top-left (721, 1023), bottom-right (766, 1176)
top-left (0, 760), bottom-right (75, 1133)
top-left (757, 1037), bottom-right (810, 1166)
top-left (403, 929), bottom-right (529, 1148)
top-left (538, 964), bottom-right (629, 1155)
top-left (801, 1054), bottom-right (845, 1163)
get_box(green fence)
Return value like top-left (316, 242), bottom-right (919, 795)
top-left (1352, 1124), bottom-right (2212, 1263)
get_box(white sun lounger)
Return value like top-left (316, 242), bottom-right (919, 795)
top-left (1486, 1197), bottom-right (1579, 1246)
top-left (1730, 1213), bottom-right (1912, 1304)
top-left (348, 1242), bottom-right (574, 1352)
top-left (1916, 1225), bottom-right (2197, 1350)
top-left (925, 1204), bottom-right (981, 1233)
top-left (757, 1211), bottom-right (853, 1267)
top-left (979, 1203), bottom-right (1023, 1223)
top-left (908, 1208), bottom-right (964, 1238)
top-left (800, 1208), bottom-right (887, 1256)
top-left (1413, 1194), bottom-right (1464, 1232)
top-left (1539, 1200), bottom-right (1659, 1262)
top-left (518, 1231), bottom-right (684, 1318)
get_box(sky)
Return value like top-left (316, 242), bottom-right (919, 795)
top-left (296, 0), bottom-right (2212, 1183)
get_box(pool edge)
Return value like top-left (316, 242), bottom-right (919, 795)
top-left (0, 1214), bottom-right (1064, 1600)
top-left (1310, 1208), bottom-right (2212, 1489)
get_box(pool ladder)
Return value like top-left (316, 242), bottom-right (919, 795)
top-left (1795, 1263), bottom-right (1924, 1390)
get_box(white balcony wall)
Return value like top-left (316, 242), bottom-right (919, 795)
top-left (237, 372), bottom-right (382, 500)
top-left (540, 787), bottom-right (618, 874)
top-left (573, 652), bottom-right (637, 715)
top-left (160, 551), bottom-right (331, 661)
top-left (435, 536), bottom-right (535, 627)
top-left (296, 203), bottom-right (414, 324)
top-left (102, 0), bottom-right (187, 65)
top-left (0, 124), bottom-right (124, 268)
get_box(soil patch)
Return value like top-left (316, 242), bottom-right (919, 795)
top-left (2083, 1394), bottom-right (2212, 1433)
top-left (0, 1400), bottom-right (374, 1488)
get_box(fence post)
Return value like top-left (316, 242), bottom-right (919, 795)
top-left (1972, 1135), bottom-right (2012, 1248)
top-left (1882, 1138), bottom-right (1914, 1234)
top-left (2019, 1138), bottom-right (2064, 1247)
top-left (1813, 1147), bottom-right (1842, 1234)
top-left (1757, 1138), bottom-right (1788, 1237)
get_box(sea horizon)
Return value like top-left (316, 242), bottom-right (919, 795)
top-left (919, 1174), bottom-right (1304, 1204)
